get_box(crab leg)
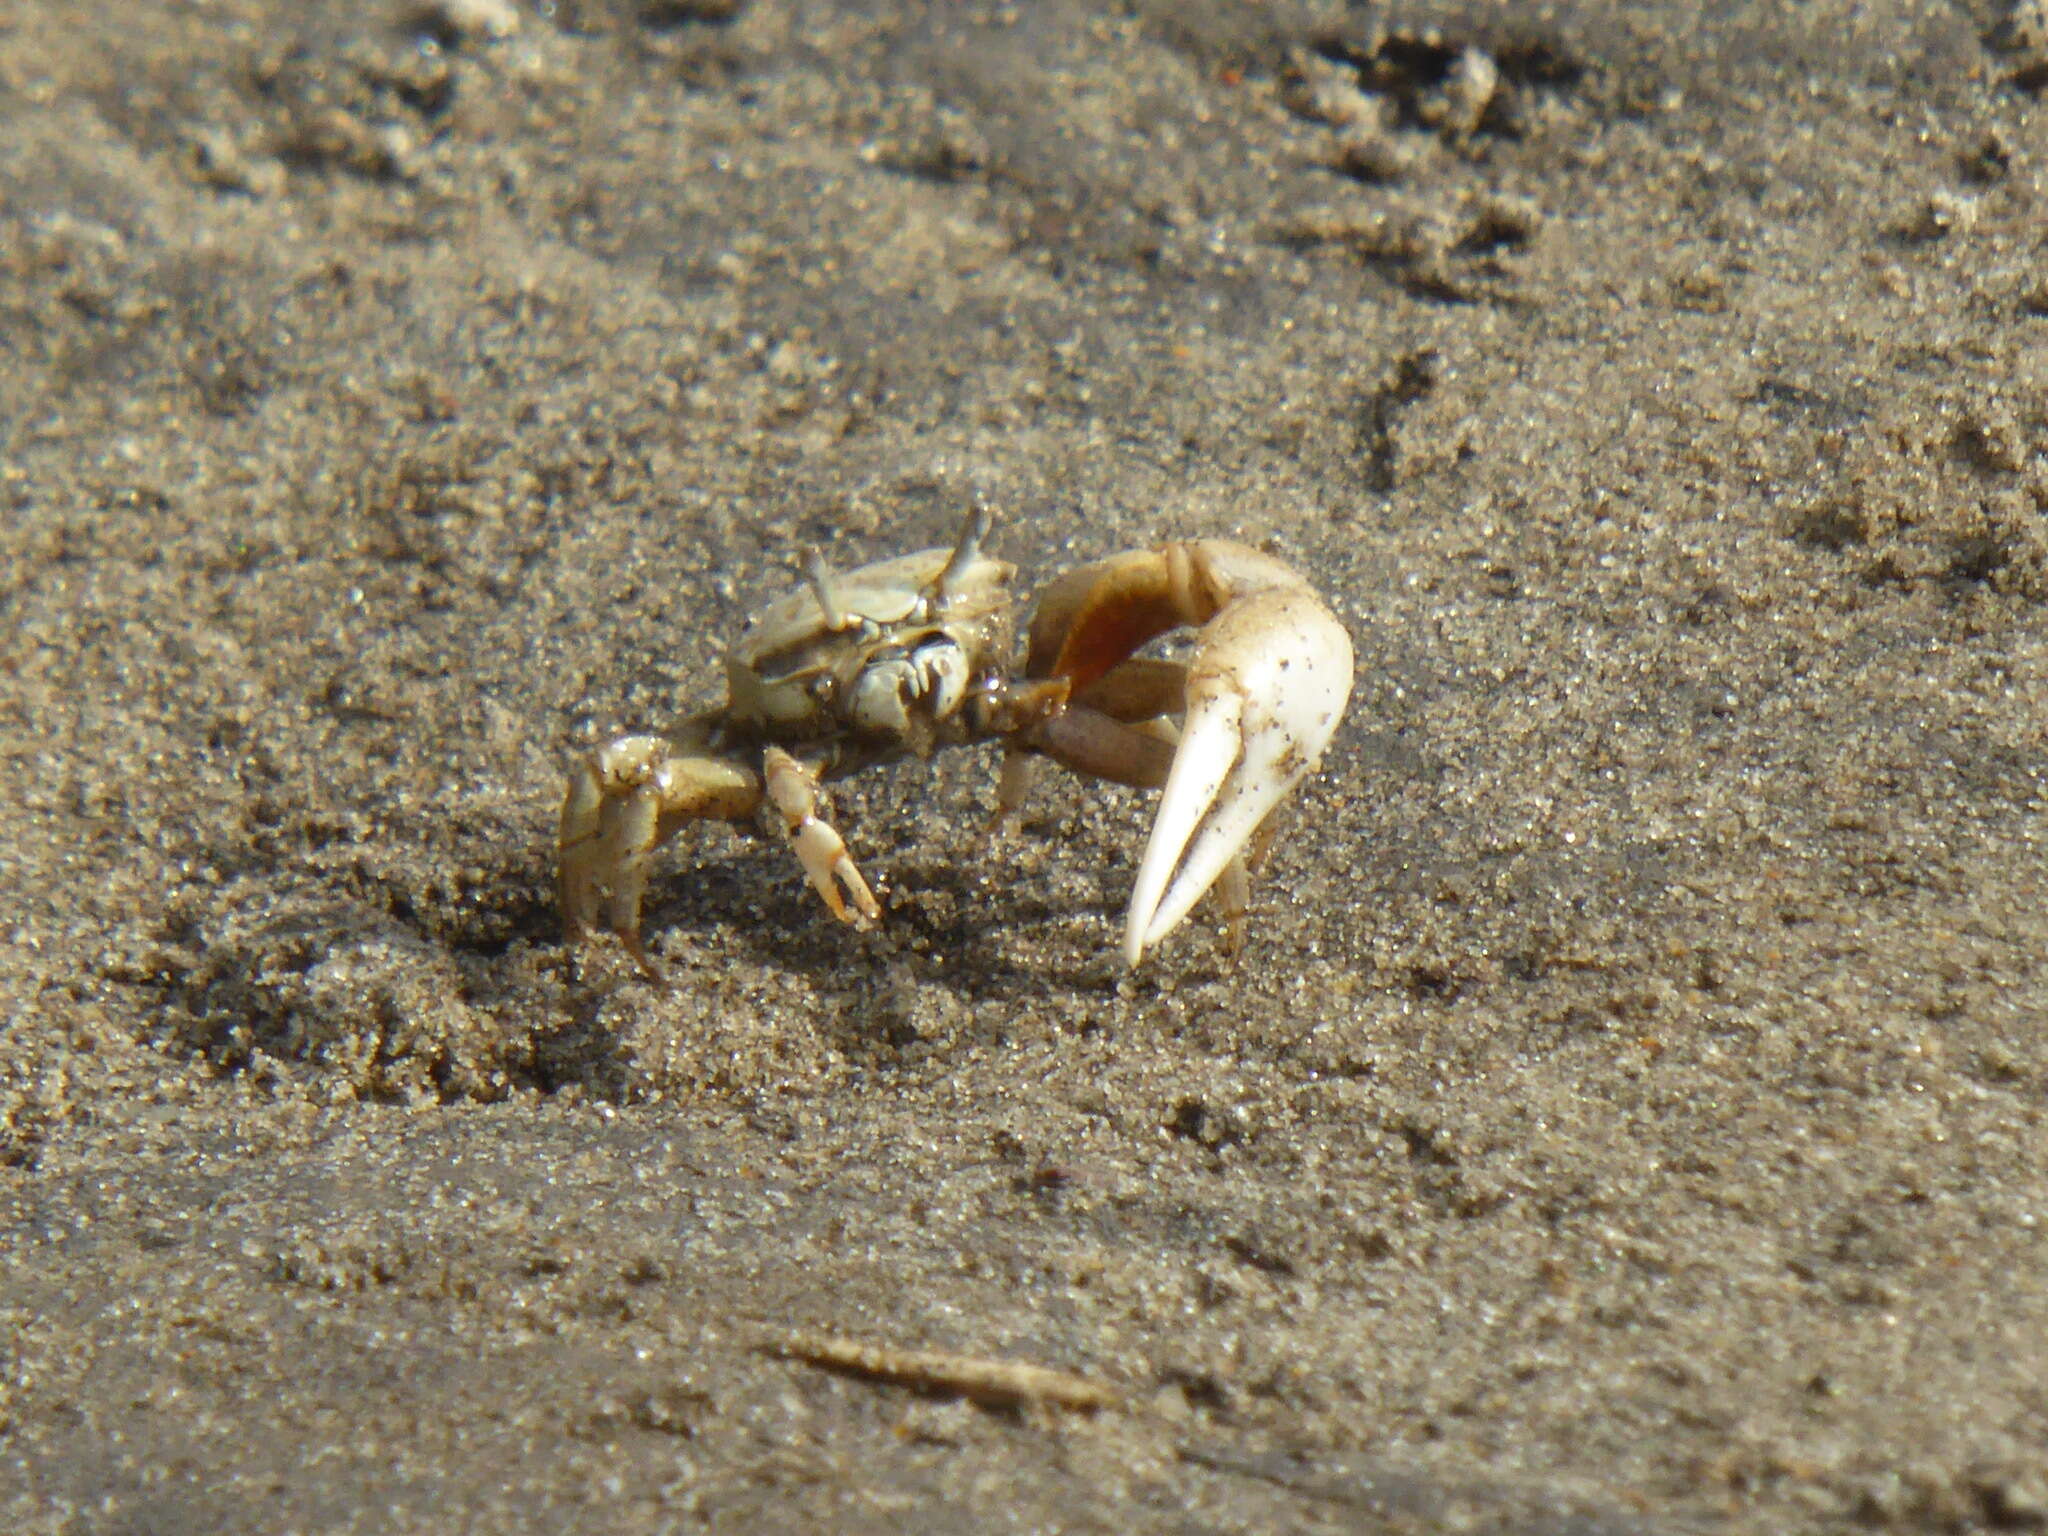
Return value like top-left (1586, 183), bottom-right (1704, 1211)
top-left (559, 734), bottom-right (761, 979)
top-left (1021, 541), bottom-right (1353, 965)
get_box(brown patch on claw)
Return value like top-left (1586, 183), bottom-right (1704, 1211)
top-left (1031, 549), bottom-right (1201, 690)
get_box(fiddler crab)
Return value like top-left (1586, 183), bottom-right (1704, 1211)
top-left (559, 509), bottom-right (1354, 979)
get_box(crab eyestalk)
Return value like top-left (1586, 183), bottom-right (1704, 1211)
top-left (804, 549), bottom-right (852, 631)
top-left (932, 504), bottom-right (994, 607)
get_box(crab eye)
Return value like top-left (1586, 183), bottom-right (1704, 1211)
top-left (912, 637), bottom-right (967, 720)
top-left (846, 638), bottom-right (970, 737)
top-left (848, 658), bottom-right (916, 735)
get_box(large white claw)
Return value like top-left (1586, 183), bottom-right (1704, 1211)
top-left (1124, 585), bottom-right (1354, 965)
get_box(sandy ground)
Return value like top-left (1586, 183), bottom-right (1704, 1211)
top-left (4, 0), bottom-right (2048, 1530)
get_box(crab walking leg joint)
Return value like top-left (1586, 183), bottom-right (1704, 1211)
top-left (559, 510), bottom-right (1354, 976)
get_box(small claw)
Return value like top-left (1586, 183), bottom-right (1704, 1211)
top-left (1123, 586), bottom-right (1353, 965)
top-left (763, 747), bottom-right (883, 929)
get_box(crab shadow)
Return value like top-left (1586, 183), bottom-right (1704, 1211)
top-left (639, 841), bottom-right (1093, 996)
top-left (541, 746), bottom-right (1242, 1077)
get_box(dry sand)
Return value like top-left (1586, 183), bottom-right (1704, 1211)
top-left (4, 1), bottom-right (2048, 1530)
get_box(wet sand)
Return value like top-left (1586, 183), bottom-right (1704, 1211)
top-left (4, 2), bottom-right (2047, 1530)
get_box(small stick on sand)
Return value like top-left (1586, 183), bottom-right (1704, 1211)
top-left (764, 1331), bottom-right (1121, 1413)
